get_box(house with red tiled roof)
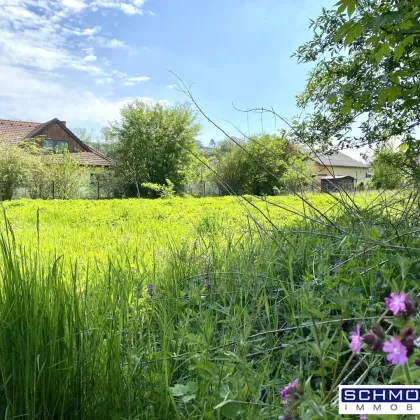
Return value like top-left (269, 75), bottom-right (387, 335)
top-left (0, 118), bottom-right (113, 167)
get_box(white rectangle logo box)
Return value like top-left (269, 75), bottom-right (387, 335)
top-left (339, 385), bottom-right (420, 415)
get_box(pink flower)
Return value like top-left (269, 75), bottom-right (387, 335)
top-left (385, 292), bottom-right (406, 316)
top-left (349, 324), bottom-right (363, 354)
top-left (383, 337), bottom-right (408, 365)
top-left (280, 378), bottom-right (299, 406)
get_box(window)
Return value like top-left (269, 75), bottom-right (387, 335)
top-left (44, 139), bottom-right (55, 150)
top-left (57, 140), bottom-right (68, 152)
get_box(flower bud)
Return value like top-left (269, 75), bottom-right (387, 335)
top-left (403, 334), bottom-right (417, 354)
top-left (405, 328), bottom-right (413, 336)
top-left (405, 297), bottom-right (418, 317)
top-left (415, 360), bottom-right (420, 367)
top-left (371, 343), bottom-right (383, 352)
top-left (363, 333), bottom-right (376, 346)
top-left (371, 324), bottom-right (385, 339)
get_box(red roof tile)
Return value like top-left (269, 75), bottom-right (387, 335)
top-left (0, 119), bottom-right (41, 146)
top-left (0, 118), bottom-right (113, 167)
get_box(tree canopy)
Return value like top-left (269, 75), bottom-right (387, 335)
top-left (294, 0), bottom-right (420, 174)
top-left (213, 134), bottom-right (311, 196)
top-left (110, 101), bottom-right (201, 197)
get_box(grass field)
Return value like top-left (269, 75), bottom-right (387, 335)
top-left (0, 192), bottom-right (417, 419)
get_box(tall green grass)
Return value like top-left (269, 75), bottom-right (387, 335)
top-left (0, 193), bottom-right (418, 418)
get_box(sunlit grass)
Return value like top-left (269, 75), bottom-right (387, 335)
top-left (0, 192), bottom-right (411, 418)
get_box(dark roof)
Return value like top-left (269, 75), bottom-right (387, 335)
top-left (0, 118), bottom-right (112, 167)
top-left (310, 151), bottom-right (368, 168)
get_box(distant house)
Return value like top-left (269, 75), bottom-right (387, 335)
top-left (307, 151), bottom-right (370, 184)
top-left (0, 118), bottom-right (112, 167)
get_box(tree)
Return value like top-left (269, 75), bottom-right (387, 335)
top-left (209, 139), bottom-right (216, 148)
top-left (43, 150), bottom-right (85, 199)
top-left (294, 0), bottom-right (420, 176)
top-left (371, 144), bottom-right (404, 190)
top-left (214, 134), bottom-right (310, 196)
top-left (0, 144), bottom-right (33, 200)
top-left (110, 101), bottom-right (201, 197)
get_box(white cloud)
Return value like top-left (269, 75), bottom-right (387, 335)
top-left (124, 76), bottom-right (151, 86)
top-left (166, 84), bottom-right (175, 89)
top-left (148, 11), bottom-right (155, 16)
top-left (96, 77), bottom-right (115, 84)
top-left (0, 64), bottom-right (167, 126)
top-left (101, 38), bottom-right (128, 49)
top-left (0, 0), bottom-right (158, 127)
top-left (60, 0), bottom-right (87, 12)
top-left (120, 3), bottom-right (141, 15)
top-left (84, 54), bottom-right (97, 62)
top-left (91, 0), bottom-right (146, 15)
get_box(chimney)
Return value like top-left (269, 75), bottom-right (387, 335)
top-left (61, 121), bottom-right (67, 127)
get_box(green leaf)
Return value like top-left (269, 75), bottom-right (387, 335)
top-left (169, 381), bottom-right (198, 397)
top-left (214, 400), bottom-right (242, 418)
top-left (394, 43), bottom-right (405, 60)
top-left (344, 23), bottom-right (363, 46)
top-left (390, 363), bottom-right (420, 384)
top-left (375, 43), bottom-right (391, 63)
top-left (335, 0), bottom-right (347, 15)
top-left (347, 0), bottom-right (356, 17)
top-left (309, 308), bottom-right (326, 319)
top-left (335, 0), bottom-right (356, 17)
top-left (327, 94), bottom-right (338, 104)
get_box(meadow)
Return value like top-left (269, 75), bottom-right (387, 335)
top-left (0, 192), bottom-right (418, 419)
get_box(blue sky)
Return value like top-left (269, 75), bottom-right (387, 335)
top-left (0, 0), bottom-right (337, 145)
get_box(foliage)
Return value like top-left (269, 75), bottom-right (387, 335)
top-left (371, 145), bottom-right (405, 190)
top-left (294, 0), bottom-right (420, 176)
top-left (214, 134), bottom-right (310, 195)
top-left (0, 144), bottom-right (34, 200)
top-left (43, 149), bottom-right (85, 199)
top-left (110, 100), bottom-right (201, 197)
top-left (141, 179), bottom-right (176, 199)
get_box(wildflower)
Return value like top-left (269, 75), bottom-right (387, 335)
top-left (402, 328), bottom-right (418, 356)
top-left (278, 415), bottom-right (293, 420)
top-left (192, 238), bottom-right (198, 250)
top-left (384, 292), bottom-right (406, 316)
top-left (147, 283), bottom-right (156, 297)
top-left (404, 296), bottom-right (419, 317)
top-left (202, 272), bottom-right (211, 289)
top-left (349, 324), bottom-right (363, 354)
top-left (363, 324), bottom-right (385, 352)
top-left (405, 328), bottom-right (413, 336)
top-left (280, 378), bottom-right (299, 407)
top-left (360, 415), bottom-right (367, 420)
top-left (371, 324), bottom-right (385, 340)
top-left (383, 337), bottom-right (408, 365)
top-left (403, 334), bottom-right (417, 356)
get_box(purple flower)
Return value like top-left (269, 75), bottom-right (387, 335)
top-left (349, 324), bottom-right (363, 354)
top-left (360, 415), bottom-right (367, 420)
top-left (147, 284), bottom-right (156, 297)
top-left (383, 337), bottom-right (408, 365)
top-left (280, 378), bottom-right (299, 406)
top-left (385, 292), bottom-right (406, 316)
